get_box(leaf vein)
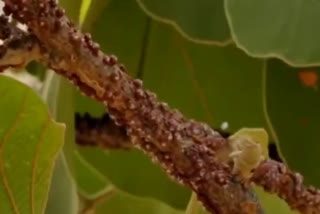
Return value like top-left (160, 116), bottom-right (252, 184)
top-left (0, 91), bottom-right (29, 214)
top-left (30, 115), bottom-right (50, 214)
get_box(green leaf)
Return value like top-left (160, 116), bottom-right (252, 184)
top-left (79, 0), bottom-right (91, 26)
top-left (143, 21), bottom-right (266, 132)
top-left (95, 190), bottom-right (184, 214)
top-left (185, 192), bottom-right (209, 214)
top-left (59, 0), bottom-right (81, 23)
top-left (264, 59), bottom-right (320, 187)
top-left (45, 154), bottom-right (78, 214)
top-left (0, 75), bottom-right (64, 214)
top-left (78, 148), bottom-right (191, 210)
top-left (225, 0), bottom-right (320, 66)
top-left (81, 0), bottom-right (112, 32)
top-left (75, 93), bottom-right (105, 117)
top-left (42, 72), bottom-right (76, 172)
top-left (42, 71), bottom-right (78, 214)
top-left (91, 0), bottom-right (149, 77)
top-left (73, 151), bottom-right (109, 196)
top-left (254, 186), bottom-right (298, 214)
top-left (136, 0), bottom-right (231, 45)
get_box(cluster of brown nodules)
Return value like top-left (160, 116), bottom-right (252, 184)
top-left (3, 0), bottom-right (320, 213)
top-left (0, 15), bottom-right (42, 71)
top-left (253, 160), bottom-right (320, 214)
top-left (0, 16), bottom-right (12, 40)
top-left (1, 0), bottom-right (265, 213)
top-left (75, 113), bottom-right (131, 150)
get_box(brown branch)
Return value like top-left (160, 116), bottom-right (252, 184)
top-left (75, 112), bottom-right (283, 164)
top-left (75, 112), bottom-right (320, 214)
top-left (0, 1), bottom-right (317, 213)
top-left (0, 16), bottom-right (43, 71)
top-left (253, 160), bottom-right (320, 214)
top-left (0, 4), bottom-right (261, 213)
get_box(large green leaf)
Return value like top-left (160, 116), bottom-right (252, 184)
top-left (136, 0), bottom-right (231, 45)
top-left (95, 189), bottom-right (184, 214)
top-left (225, 0), bottom-right (320, 66)
top-left (42, 72), bottom-right (76, 173)
top-left (45, 154), bottom-right (78, 214)
top-left (73, 151), bottom-right (109, 196)
top-left (42, 71), bottom-right (79, 214)
top-left (185, 193), bottom-right (209, 214)
top-left (91, 0), bottom-right (148, 77)
top-left (0, 75), bottom-right (64, 214)
top-left (255, 186), bottom-right (298, 214)
top-left (78, 148), bottom-right (190, 209)
top-left (59, 0), bottom-right (81, 23)
top-left (264, 59), bottom-right (320, 187)
top-left (79, 0), bottom-right (92, 26)
top-left (143, 22), bottom-right (265, 131)
top-left (81, 0), bottom-right (112, 32)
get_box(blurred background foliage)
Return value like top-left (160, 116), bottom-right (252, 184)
top-left (0, 0), bottom-right (319, 213)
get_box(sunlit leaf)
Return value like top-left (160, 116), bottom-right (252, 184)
top-left (79, 148), bottom-right (190, 209)
top-left (143, 22), bottom-right (265, 131)
top-left (0, 75), bottom-right (64, 214)
top-left (136, 0), bottom-right (231, 45)
top-left (225, 0), bottom-right (320, 66)
top-left (255, 186), bottom-right (298, 214)
top-left (96, 190), bottom-right (184, 214)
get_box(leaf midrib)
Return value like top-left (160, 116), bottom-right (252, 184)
top-left (0, 91), bottom-right (29, 214)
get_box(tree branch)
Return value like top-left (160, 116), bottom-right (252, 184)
top-left (253, 160), bottom-right (320, 214)
top-left (0, 5), bottom-right (262, 212)
top-left (75, 112), bottom-right (320, 214)
top-left (0, 1), bottom-right (318, 213)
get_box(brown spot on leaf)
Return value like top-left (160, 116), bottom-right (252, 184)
top-left (301, 119), bottom-right (308, 126)
top-left (299, 71), bottom-right (318, 90)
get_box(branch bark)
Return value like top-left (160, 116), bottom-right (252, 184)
top-left (75, 112), bottom-right (320, 214)
top-left (0, 1), bottom-right (318, 213)
top-left (0, 4), bottom-right (263, 212)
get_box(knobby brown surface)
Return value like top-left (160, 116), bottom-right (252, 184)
top-left (0, 0), bottom-right (319, 213)
top-left (0, 2), bottom-right (263, 213)
top-left (253, 160), bottom-right (320, 214)
top-left (75, 113), bottom-right (320, 214)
